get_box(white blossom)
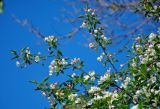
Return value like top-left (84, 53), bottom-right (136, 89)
top-left (89, 71), bottom-right (95, 76)
top-left (80, 22), bottom-right (87, 28)
top-left (71, 73), bottom-right (76, 78)
top-left (135, 37), bottom-right (140, 41)
top-left (102, 91), bottom-right (111, 98)
top-left (87, 8), bottom-right (92, 12)
top-left (35, 56), bottom-right (40, 62)
top-left (88, 86), bottom-right (101, 93)
top-left (84, 75), bottom-right (90, 81)
top-left (97, 56), bottom-right (102, 62)
top-left (49, 58), bottom-right (68, 75)
top-left (50, 82), bottom-right (58, 89)
top-left (86, 99), bottom-right (93, 106)
top-left (25, 48), bottom-right (31, 54)
top-left (44, 36), bottom-right (57, 43)
top-left (89, 43), bottom-right (94, 48)
top-left (90, 76), bottom-right (95, 81)
top-left (150, 76), bottom-right (157, 83)
top-left (136, 90), bottom-right (142, 95)
top-left (61, 58), bottom-right (68, 65)
top-left (156, 62), bottom-right (160, 67)
top-left (94, 95), bottom-right (103, 100)
top-left (120, 64), bottom-right (124, 68)
top-left (131, 104), bottom-right (138, 109)
top-left (157, 44), bottom-right (160, 49)
top-left (98, 69), bottom-right (111, 84)
top-left (91, 12), bottom-right (95, 16)
top-left (94, 29), bottom-right (98, 33)
top-left (131, 62), bottom-right (136, 67)
top-left (68, 93), bottom-right (78, 101)
top-left (16, 61), bottom-right (21, 67)
top-left (42, 91), bottom-right (46, 96)
top-left (98, 73), bottom-right (110, 84)
top-left (151, 89), bottom-right (155, 93)
top-left (155, 90), bottom-right (160, 95)
top-left (149, 33), bottom-right (156, 40)
top-left (75, 98), bottom-right (81, 104)
top-left (112, 91), bottom-right (119, 99)
top-left (141, 57), bottom-right (148, 64)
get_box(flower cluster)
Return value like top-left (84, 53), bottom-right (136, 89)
top-left (133, 33), bottom-right (159, 66)
top-left (71, 73), bottom-right (76, 78)
top-left (44, 35), bottom-right (57, 43)
top-left (89, 42), bottom-right (96, 49)
top-left (49, 58), bottom-right (68, 75)
top-left (88, 86), bottom-right (101, 94)
top-left (97, 52), bottom-right (105, 62)
top-left (50, 82), bottom-right (58, 89)
top-left (136, 0), bottom-right (160, 21)
top-left (34, 55), bottom-right (40, 63)
top-left (80, 22), bottom-right (87, 28)
top-left (120, 77), bottom-right (131, 89)
top-left (85, 89), bottom-right (120, 108)
top-left (98, 68), bottom-right (111, 84)
top-left (70, 57), bottom-right (80, 65)
top-left (83, 70), bottom-right (96, 81)
top-left (68, 93), bottom-right (81, 104)
top-left (44, 35), bottom-right (58, 47)
top-left (55, 89), bottom-right (64, 96)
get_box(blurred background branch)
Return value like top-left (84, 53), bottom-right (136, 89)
top-left (51, 0), bottom-right (159, 48)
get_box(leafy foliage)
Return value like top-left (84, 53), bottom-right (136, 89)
top-left (135, 0), bottom-right (160, 22)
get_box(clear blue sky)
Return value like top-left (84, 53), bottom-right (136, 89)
top-left (0, 0), bottom-right (157, 109)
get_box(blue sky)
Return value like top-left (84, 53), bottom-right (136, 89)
top-left (0, 0), bottom-right (158, 109)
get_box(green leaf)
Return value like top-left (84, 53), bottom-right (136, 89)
top-left (42, 76), bottom-right (50, 83)
top-left (57, 50), bottom-right (62, 56)
top-left (138, 101), bottom-right (143, 109)
top-left (96, 20), bottom-right (101, 24)
top-left (50, 51), bottom-right (54, 54)
top-left (78, 15), bottom-right (85, 18)
top-left (29, 80), bottom-right (38, 85)
top-left (11, 56), bottom-right (19, 60)
top-left (86, 3), bottom-right (89, 10)
top-left (34, 87), bottom-right (42, 91)
top-left (140, 64), bottom-right (147, 77)
top-left (10, 50), bottom-right (17, 55)
top-left (20, 47), bottom-right (26, 53)
top-left (103, 61), bottom-right (107, 67)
